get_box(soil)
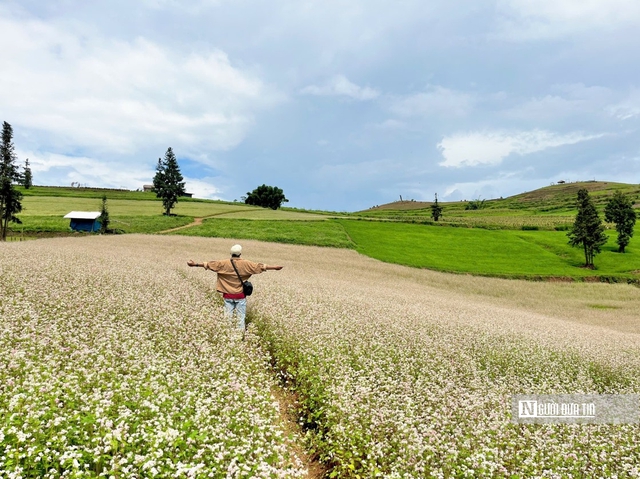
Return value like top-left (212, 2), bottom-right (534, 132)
top-left (270, 385), bottom-right (329, 479)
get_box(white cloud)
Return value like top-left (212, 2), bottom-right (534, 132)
top-left (300, 74), bottom-right (380, 101)
top-left (438, 129), bottom-right (605, 168)
top-left (183, 177), bottom-right (223, 199)
top-left (21, 149), bottom-right (224, 199)
top-left (390, 86), bottom-right (474, 118)
top-left (1, 4), bottom-right (424, 209)
top-left (442, 172), bottom-right (543, 202)
top-left (496, 0), bottom-right (640, 40)
top-left (20, 150), bottom-right (155, 190)
top-left (0, 13), bottom-right (281, 159)
top-left (3, 1), bottom-right (639, 211)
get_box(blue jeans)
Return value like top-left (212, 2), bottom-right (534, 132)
top-left (224, 298), bottom-right (247, 330)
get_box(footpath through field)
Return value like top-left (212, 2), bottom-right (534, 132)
top-left (157, 215), bottom-right (208, 233)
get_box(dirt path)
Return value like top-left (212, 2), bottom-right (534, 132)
top-left (269, 384), bottom-right (329, 478)
top-left (158, 215), bottom-right (217, 234)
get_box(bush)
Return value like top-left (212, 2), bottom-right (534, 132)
top-left (465, 198), bottom-right (486, 210)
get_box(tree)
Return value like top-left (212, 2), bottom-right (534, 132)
top-left (0, 121), bottom-right (23, 241)
top-left (245, 184), bottom-right (289, 210)
top-left (567, 188), bottom-right (608, 268)
top-left (604, 190), bottom-right (636, 253)
top-left (98, 194), bottom-right (110, 234)
top-left (153, 147), bottom-right (186, 215)
top-left (430, 193), bottom-right (443, 221)
top-left (23, 158), bottom-right (32, 189)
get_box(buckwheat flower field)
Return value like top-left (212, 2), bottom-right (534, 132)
top-left (249, 243), bottom-right (640, 478)
top-left (0, 236), bottom-right (305, 478)
top-left (2, 235), bottom-right (640, 478)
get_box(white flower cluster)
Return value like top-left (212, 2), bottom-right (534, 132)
top-left (0, 236), bottom-right (305, 478)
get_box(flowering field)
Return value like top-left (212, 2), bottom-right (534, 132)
top-left (248, 241), bottom-right (640, 477)
top-left (0, 236), bottom-right (305, 478)
top-left (2, 235), bottom-right (640, 478)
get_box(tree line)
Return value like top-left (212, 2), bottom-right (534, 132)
top-left (568, 188), bottom-right (636, 267)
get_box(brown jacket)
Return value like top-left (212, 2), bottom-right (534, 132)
top-left (203, 258), bottom-right (266, 294)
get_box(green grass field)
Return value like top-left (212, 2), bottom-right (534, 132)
top-left (15, 187), bottom-right (328, 234)
top-left (20, 195), bottom-right (254, 217)
top-left (211, 209), bottom-right (336, 220)
top-left (169, 218), bottom-right (354, 248)
top-left (338, 219), bottom-right (639, 280)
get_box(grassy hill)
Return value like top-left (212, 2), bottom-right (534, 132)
top-left (362, 181), bottom-right (640, 212)
top-left (354, 181), bottom-right (640, 230)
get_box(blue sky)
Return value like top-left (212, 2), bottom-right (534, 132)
top-left (2, 0), bottom-right (639, 211)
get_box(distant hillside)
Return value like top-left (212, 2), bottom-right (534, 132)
top-left (361, 181), bottom-right (640, 213)
top-left (508, 181), bottom-right (640, 207)
top-left (354, 181), bottom-right (640, 230)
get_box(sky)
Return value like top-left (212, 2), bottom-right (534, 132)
top-left (1, 0), bottom-right (639, 211)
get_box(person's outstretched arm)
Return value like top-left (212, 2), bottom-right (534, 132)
top-left (266, 265), bottom-right (283, 270)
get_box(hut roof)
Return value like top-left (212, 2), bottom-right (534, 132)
top-left (63, 211), bottom-right (101, 220)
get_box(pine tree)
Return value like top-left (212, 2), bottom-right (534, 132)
top-left (567, 188), bottom-right (608, 268)
top-left (604, 190), bottom-right (636, 253)
top-left (430, 193), bottom-right (443, 221)
top-left (0, 122), bottom-right (23, 241)
top-left (152, 147), bottom-right (186, 215)
top-left (23, 158), bottom-right (32, 189)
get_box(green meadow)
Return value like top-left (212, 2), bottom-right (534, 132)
top-left (338, 220), bottom-right (638, 280)
top-left (20, 194), bottom-right (252, 217)
top-left (170, 218), bottom-right (354, 248)
top-left (8, 183), bottom-right (640, 282)
top-left (15, 186), bottom-right (327, 234)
